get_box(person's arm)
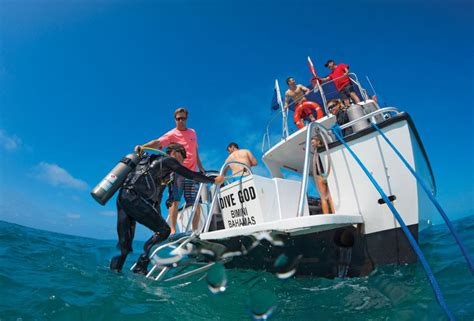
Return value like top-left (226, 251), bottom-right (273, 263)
top-left (134, 131), bottom-right (171, 153)
top-left (319, 75), bottom-right (331, 82)
top-left (246, 150), bottom-right (258, 167)
top-left (284, 91), bottom-right (290, 109)
top-left (164, 157), bottom-right (222, 184)
top-left (196, 148), bottom-right (205, 173)
top-left (299, 84), bottom-right (310, 96)
top-left (135, 138), bottom-right (162, 153)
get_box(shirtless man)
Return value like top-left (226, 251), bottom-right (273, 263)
top-left (225, 142), bottom-right (258, 176)
top-left (285, 77), bottom-right (319, 128)
top-left (284, 77), bottom-right (310, 110)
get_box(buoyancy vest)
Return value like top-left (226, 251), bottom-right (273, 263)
top-left (122, 154), bottom-right (173, 202)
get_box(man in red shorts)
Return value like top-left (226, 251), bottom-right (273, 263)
top-left (320, 60), bottom-right (361, 107)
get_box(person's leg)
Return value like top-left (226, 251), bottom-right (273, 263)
top-left (318, 175), bottom-right (335, 214)
top-left (184, 179), bottom-right (201, 231)
top-left (168, 201), bottom-right (179, 234)
top-left (340, 85), bottom-right (352, 107)
top-left (350, 91), bottom-right (361, 104)
top-left (133, 232), bottom-right (170, 275)
top-left (192, 205), bottom-right (201, 232)
top-left (327, 192), bottom-right (335, 214)
top-left (316, 176), bottom-right (329, 214)
top-left (130, 196), bottom-right (171, 274)
top-left (168, 175), bottom-right (184, 234)
top-left (110, 193), bottom-right (136, 272)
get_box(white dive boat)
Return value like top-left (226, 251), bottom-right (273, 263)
top-left (136, 72), bottom-right (438, 281)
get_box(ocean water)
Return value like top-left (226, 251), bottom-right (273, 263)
top-left (0, 216), bottom-right (473, 321)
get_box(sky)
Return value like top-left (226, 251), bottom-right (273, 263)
top-left (0, 0), bottom-right (473, 240)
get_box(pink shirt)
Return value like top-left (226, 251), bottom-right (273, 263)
top-left (159, 128), bottom-right (198, 171)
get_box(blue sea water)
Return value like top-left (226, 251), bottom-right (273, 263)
top-left (0, 216), bottom-right (473, 321)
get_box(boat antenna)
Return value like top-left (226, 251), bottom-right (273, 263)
top-left (366, 76), bottom-right (377, 98)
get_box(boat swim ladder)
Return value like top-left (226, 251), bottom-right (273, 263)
top-left (332, 124), bottom-right (455, 321)
top-left (135, 162), bottom-right (253, 281)
top-left (371, 122), bottom-right (473, 275)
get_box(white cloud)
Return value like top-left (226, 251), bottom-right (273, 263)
top-left (66, 212), bottom-right (81, 219)
top-left (0, 129), bottom-right (22, 151)
top-left (32, 162), bottom-right (89, 190)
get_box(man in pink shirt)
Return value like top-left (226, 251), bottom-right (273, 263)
top-left (319, 59), bottom-right (361, 107)
top-left (135, 107), bottom-right (206, 234)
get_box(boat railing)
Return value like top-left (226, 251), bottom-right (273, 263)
top-left (319, 73), bottom-right (370, 104)
top-left (199, 109), bottom-right (401, 225)
top-left (262, 72), bottom-right (371, 153)
top-left (201, 161), bottom-right (254, 234)
top-left (173, 170), bottom-right (220, 234)
top-left (184, 182), bottom-right (206, 233)
top-left (339, 107), bottom-right (400, 130)
top-left (296, 121), bottom-right (330, 216)
top-left (296, 108), bottom-right (401, 217)
top-left (261, 108), bottom-right (285, 153)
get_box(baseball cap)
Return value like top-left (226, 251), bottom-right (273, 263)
top-left (324, 59), bottom-right (335, 67)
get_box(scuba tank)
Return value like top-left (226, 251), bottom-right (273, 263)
top-left (346, 104), bottom-right (370, 133)
top-left (91, 153), bottom-right (140, 205)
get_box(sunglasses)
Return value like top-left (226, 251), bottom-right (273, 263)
top-left (175, 117), bottom-right (187, 121)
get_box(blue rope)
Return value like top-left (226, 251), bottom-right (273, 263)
top-left (332, 124), bottom-right (455, 321)
top-left (371, 122), bottom-right (473, 275)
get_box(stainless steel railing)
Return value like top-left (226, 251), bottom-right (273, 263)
top-left (296, 121), bottom-right (334, 217)
top-left (262, 72), bottom-right (370, 153)
top-left (339, 107), bottom-right (400, 130)
top-left (201, 161), bottom-right (254, 234)
top-left (296, 107), bottom-right (401, 217)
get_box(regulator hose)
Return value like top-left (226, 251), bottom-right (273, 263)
top-left (139, 146), bottom-right (168, 157)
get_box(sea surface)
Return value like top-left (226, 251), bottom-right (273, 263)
top-left (0, 216), bottom-right (473, 321)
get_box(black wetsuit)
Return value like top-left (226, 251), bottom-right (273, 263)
top-left (335, 109), bottom-right (353, 136)
top-left (110, 153), bottom-right (214, 272)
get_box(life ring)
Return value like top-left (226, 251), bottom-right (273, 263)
top-left (294, 101), bottom-right (324, 129)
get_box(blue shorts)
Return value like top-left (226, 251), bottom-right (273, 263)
top-left (167, 174), bottom-right (199, 207)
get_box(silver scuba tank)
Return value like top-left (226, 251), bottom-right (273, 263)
top-left (91, 153), bottom-right (140, 205)
top-left (346, 104), bottom-right (370, 133)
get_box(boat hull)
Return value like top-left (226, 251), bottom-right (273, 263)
top-left (213, 224), bottom-right (418, 278)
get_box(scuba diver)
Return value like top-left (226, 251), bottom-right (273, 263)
top-left (110, 142), bottom-right (225, 274)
